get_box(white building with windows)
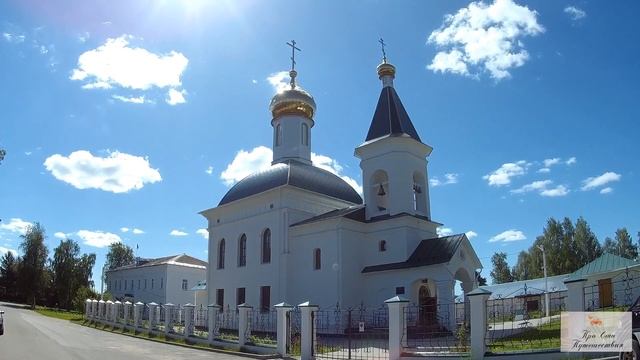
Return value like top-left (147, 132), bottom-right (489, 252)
top-left (105, 254), bottom-right (207, 305)
top-left (200, 55), bottom-right (481, 329)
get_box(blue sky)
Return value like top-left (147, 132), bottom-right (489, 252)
top-left (0, 0), bottom-right (638, 289)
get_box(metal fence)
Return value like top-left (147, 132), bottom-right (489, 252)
top-left (313, 303), bottom-right (388, 360)
top-left (403, 302), bottom-right (469, 354)
top-left (217, 305), bottom-right (239, 341)
top-left (249, 309), bottom-right (277, 347)
top-left (485, 295), bottom-right (560, 353)
top-left (584, 268), bottom-right (640, 311)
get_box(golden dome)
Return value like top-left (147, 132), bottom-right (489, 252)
top-left (377, 62), bottom-right (396, 78)
top-left (269, 86), bottom-right (316, 119)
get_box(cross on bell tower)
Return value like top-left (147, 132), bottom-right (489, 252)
top-left (286, 40), bottom-right (301, 89)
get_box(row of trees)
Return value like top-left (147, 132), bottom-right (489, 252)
top-left (490, 216), bottom-right (638, 284)
top-left (0, 223), bottom-right (98, 311)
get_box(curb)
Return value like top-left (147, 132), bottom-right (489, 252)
top-left (75, 320), bottom-right (281, 360)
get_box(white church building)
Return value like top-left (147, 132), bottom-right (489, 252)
top-left (200, 52), bottom-right (481, 322)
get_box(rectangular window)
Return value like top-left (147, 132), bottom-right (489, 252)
top-left (138, 279), bottom-right (141, 289)
top-left (144, 279), bottom-right (147, 289)
top-left (395, 287), bottom-right (405, 295)
top-left (260, 286), bottom-right (270, 312)
top-left (160, 278), bottom-right (163, 289)
top-left (131, 280), bottom-right (133, 290)
top-left (216, 289), bottom-right (224, 308)
top-left (182, 279), bottom-right (188, 291)
top-left (236, 288), bottom-right (246, 306)
top-left (124, 280), bottom-right (127, 290)
top-left (151, 278), bottom-right (154, 289)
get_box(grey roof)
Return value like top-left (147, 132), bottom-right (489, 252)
top-left (190, 280), bottom-right (206, 291)
top-left (219, 160), bottom-right (362, 206)
top-left (107, 254), bottom-right (207, 272)
top-left (480, 274), bottom-right (569, 300)
top-left (365, 86), bottom-right (421, 142)
top-left (290, 205), bottom-right (432, 227)
top-left (362, 234), bottom-right (466, 273)
top-left (569, 252), bottom-right (640, 279)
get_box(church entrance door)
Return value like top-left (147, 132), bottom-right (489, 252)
top-left (418, 285), bottom-right (437, 326)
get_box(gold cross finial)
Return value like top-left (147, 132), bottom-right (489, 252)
top-left (286, 40), bottom-right (301, 89)
top-left (379, 38), bottom-right (387, 63)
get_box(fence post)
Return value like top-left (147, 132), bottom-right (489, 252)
top-left (207, 304), bottom-right (220, 343)
top-left (184, 303), bottom-right (195, 338)
top-left (134, 302), bottom-right (144, 331)
top-left (564, 277), bottom-right (586, 311)
top-left (299, 301), bottom-right (318, 360)
top-left (164, 303), bottom-right (175, 335)
top-left (85, 299), bottom-right (92, 320)
top-left (238, 303), bottom-right (253, 346)
top-left (91, 299), bottom-right (98, 320)
top-left (468, 288), bottom-right (491, 360)
top-left (385, 296), bottom-right (409, 360)
top-left (114, 301), bottom-right (122, 326)
top-left (124, 301), bottom-right (131, 327)
top-left (148, 302), bottom-right (158, 334)
top-left (275, 302), bottom-right (293, 356)
top-left (436, 280), bottom-right (456, 331)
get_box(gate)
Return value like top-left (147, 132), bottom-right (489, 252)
top-left (313, 303), bottom-right (388, 360)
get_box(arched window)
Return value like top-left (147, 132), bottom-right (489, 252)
top-left (313, 248), bottom-right (321, 270)
top-left (413, 171), bottom-right (427, 213)
top-left (379, 240), bottom-right (387, 252)
top-left (262, 229), bottom-right (271, 264)
top-left (371, 170), bottom-right (389, 212)
top-left (301, 123), bottom-right (309, 146)
top-left (276, 124), bottom-right (282, 146)
top-left (217, 239), bottom-right (225, 269)
top-left (238, 234), bottom-right (247, 267)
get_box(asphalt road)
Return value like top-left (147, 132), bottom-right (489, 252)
top-left (0, 302), bottom-right (258, 360)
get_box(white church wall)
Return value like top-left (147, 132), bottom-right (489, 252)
top-left (362, 265), bottom-right (452, 305)
top-left (165, 264), bottom-right (206, 305)
top-left (106, 265), bottom-right (168, 304)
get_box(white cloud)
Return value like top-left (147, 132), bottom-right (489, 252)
top-left (44, 150), bottom-right (162, 193)
top-left (564, 6), bottom-right (586, 21)
top-left (427, 0), bottom-right (544, 80)
top-left (220, 146), bottom-right (272, 186)
top-left (511, 180), bottom-right (569, 197)
top-left (600, 187), bottom-right (613, 194)
top-left (170, 230), bottom-right (188, 237)
top-left (54, 232), bottom-right (68, 239)
top-left (543, 158), bottom-right (561, 167)
top-left (76, 230), bottom-right (121, 248)
top-left (166, 88), bottom-right (187, 105)
top-left (78, 32), bottom-right (90, 43)
top-left (205, 166), bottom-right (213, 175)
top-left (540, 185), bottom-right (569, 197)
top-left (220, 146), bottom-right (363, 194)
top-left (251, 79), bottom-right (258, 84)
top-left (0, 247), bottom-right (18, 256)
top-left (437, 227), bottom-right (454, 237)
top-left (132, 228), bottom-right (145, 234)
top-left (489, 229), bottom-right (526, 243)
top-left (483, 160), bottom-right (527, 186)
top-left (581, 172), bottom-right (621, 191)
top-left (566, 157), bottom-right (577, 165)
top-left (0, 218), bottom-right (32, 234)
top-left (267, 71), bottom-right (291, 93)
top-left (71, 35), bottom-right (188, 103)
top-left (196, 229), bottom-right (208, 239)
top-left (537, 167), bottom-right (550, 173)
top-left (120, 227), bottom-right (130, 233)
top-left (430, 173), bottom-right (459, 187)
top-left (112, 95), bottom-right (146, 104)
top-left (2, 32), bottom-right (25, 43)
top-left (465, 231), bottom-right (478, 239)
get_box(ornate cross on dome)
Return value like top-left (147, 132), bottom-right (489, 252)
top-left (379, 38), bottom-right (387, 63)
top-left (286, 40), bottom-right (301, 89)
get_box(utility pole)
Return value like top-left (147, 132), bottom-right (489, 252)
top-left (100, 264), bottom-right (106, 300)
top-left (537, 245), bottom-right (549, 318)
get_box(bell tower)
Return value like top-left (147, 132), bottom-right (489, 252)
top-left (355, 40), bottom-right (433, 220)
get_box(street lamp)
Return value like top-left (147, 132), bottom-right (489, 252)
top-left (537, 244), bottom-right (549, 318)
top-left (100, 264), bottom-right (107, 301)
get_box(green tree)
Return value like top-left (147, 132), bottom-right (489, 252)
top-left (616, 228), bottom-right (637, 259)
top-left (72, 286), bottom-right (98, 312)
top-left (76, 253), bottom-right (96, 288)
top-left (0, 251), bottom-right (19, 300)
top-left (52, 239), bottom-right (81, 309)
top-left (18, 223), bottom-right (49, 308)
top-left (475, 271), bottom-right (487, 286)
top-left (490, 252), bottom-right (513, 284)
top-left (512, 251), bottom-right (532, 281)
top-left (573, 217), bottom-right (602, 265)
top-left (105, 242), bottom-right (134, 270)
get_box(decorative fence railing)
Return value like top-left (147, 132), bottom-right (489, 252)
top-left (249, 309), bottom-right (277, 347)
top-left (313, 303), bottom-right (388, 360)
top-left (403, 302), bottom-right (469, 354)
top-left (584, 267), bottom-right (640, 310)
top-left (485, 295), bottom-right (560, 353)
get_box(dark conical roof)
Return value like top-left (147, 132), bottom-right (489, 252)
top-left (365, 86), bottom-right (421, 142)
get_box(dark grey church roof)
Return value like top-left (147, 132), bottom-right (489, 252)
top-left (219, 160), bottom-right (363, 206)
top-left (365, 86), bottom-right (421, 142)
top-left (362, 234), bottom-right (466, 273)
top-left (290, 205), bottom-right (431, 227)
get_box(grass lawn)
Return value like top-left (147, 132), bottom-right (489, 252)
top-left (488, 319), bottom-right (560, 353)
top-left (34, 307), bottom-right (84, 321)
